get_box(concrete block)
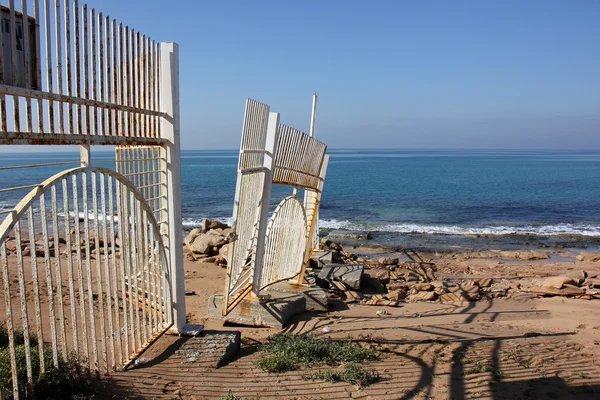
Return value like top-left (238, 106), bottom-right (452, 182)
top-left (317, 263), bottom-right (364, 290)
top-left (174, 330), bottom-right (241, 368)
top-left (265, 281), bottom-right (328, 312)
top-left (310, 250), bottom-right (334, 268)
top-left (208, 293), bottom-right (306, 328)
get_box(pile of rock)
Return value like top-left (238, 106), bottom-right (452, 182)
top-left (309, 240), bottom-right (600, 307)
top-left (530, 271), bottom-right (600, 299)
top-left (4, 230), bottom-right (115, 259)
top-left (183, 219), bottom-right (232, 268)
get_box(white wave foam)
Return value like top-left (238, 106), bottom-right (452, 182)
top-left (318, 219), bottom-right (600, 237)
top-left (182, 217), bottom-right (232, 228)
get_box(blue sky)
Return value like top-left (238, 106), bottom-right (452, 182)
top-left (9, 0), bottom-right (600, 149)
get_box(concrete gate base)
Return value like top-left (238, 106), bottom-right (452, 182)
top-left (263, 282), bottom-right (329, 312)
top-left (208, 292), bottom-right (306, 328)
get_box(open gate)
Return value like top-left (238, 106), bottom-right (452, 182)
top-left (0, 1), bottom-right (185, 398)
top-left (223, 99), bottom-right (329, 315)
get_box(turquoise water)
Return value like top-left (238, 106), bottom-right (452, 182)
top-left (2, 149), bottom-right (600, 237)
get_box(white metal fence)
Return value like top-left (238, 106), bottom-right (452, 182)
top-left (223, 99), bottom-right (328, 316)
top-left (0, 0), bottom-right (183, 398)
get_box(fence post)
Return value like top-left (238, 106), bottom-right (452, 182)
top-left (251, 112), bottom-right (279, 296)
top-left (159, 42), bottom-right (185, 332)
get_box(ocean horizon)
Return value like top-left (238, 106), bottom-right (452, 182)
top-left (2, 148), bottom-right (600, 241)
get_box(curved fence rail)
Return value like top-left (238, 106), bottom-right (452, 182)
top-left (0, 166), bottom-right (172, 399)
top-left (259, 195), bottom-right (307, 290)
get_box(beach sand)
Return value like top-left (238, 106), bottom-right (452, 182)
top-left (102, 249), bottom-right (600, 399)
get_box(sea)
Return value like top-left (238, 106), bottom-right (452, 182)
top-left (2, 149), bottom-right (600, 252)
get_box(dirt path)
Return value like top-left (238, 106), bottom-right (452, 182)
top-left (101, 259), bottom-right (600, 400)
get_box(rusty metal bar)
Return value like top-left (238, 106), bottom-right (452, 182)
top-left (64, 0), bottom-right (73, 134)
top-left (82, 171), bottom-right (99, 372)
top-left (54, 0), bottom-right (64, 133)
top-left (40, 193), bottom-right (60, 366)
top-left (0, 161), bottom-right (79, 170)
top-left (9, 1), bottom-right (20, 133)
top-left (115, 174), bottom-right (131, 359)
top-left (106, 175), bottom-right (123, 370)
top-left (91, 8), bottom-right (98, 136)
top-left (26, 207), bottom-right (46, 372)
top-left (130, 191), bottom-right (141, 350)
top-left (0, 132), bottom-right (166, 145)
top-left (91, 172), bottom-right (108, 373)
top-left (14, 219), bottom-right (33, 385)
top-left (74, 0), bottom-right (82, 134)
top-left (1, 241), bottom-right (20, 399)
top-left (51, 186), bottom-right (68, 360)
top-left (62, 178), bottom-right (79, 356)
top-left (21, 0), bottom-right (32, 133)
top-left (44, 0), bottom-right (55, 132)
top-left (72, 174), bottom-right (90, 368)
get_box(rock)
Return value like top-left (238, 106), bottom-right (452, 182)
top-left (361, 274), bottom-right (387, 294)
top-left (201, 219), bottom-right (229, 232)
top-left (542, 276), bottom-right (576, 289)
top-left (477, 278), bottom-right (493, 288)
top-left (387, 282), bottom-right (409, 291)
top-left (364, 298), bottom-right (399, 307)
top-left (386, 289), bottom-right (408, 301)
top-left (5, 239), bottom-right (17, 253)
top-left (188, 232), bottom-right (227, 255)
top-left (218, 243), bottom-right (230, 260)
top-left (378, 257), bottom-right (399, 265)
top-left (406, 291), bottom-right (437, 302)
top-left (184, 228), bottom-right (203, 248)
top-left (411, 283), bottom-right (434, 292)
top-left (439, 292), bottom-right (469, 306)
top-left (375, 270), bottom-right (390, 284)
top-left (404, 271), bottom-right (421, 282)
top-left (461, 285), bottom-right (481, 301)
top-left (576, 252), bottom-right (600, 263)
top-left (563, 271), bottom-right (587, 286)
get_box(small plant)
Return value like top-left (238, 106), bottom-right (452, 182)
top-left (254, 354), bottom-right (297, 373)
top-left (304, 364), bottom-right (380, 387)
top-left (254, 333), bottom-right (377, 372)
top-left (221, 390), bottom-right (243, 400)
top-left (0, 324), bottom-right (97, 399)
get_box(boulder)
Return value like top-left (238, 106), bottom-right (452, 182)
top-left (378, 257), bottom-right (399, 266)
top-left (218, 243), bottom-right (230, 260)
top-left (411, 282), bottom-right (434, 292)
top-left (439, 292), bottom-right (469, 306)
top-left (563, 271), bottom-right (587, 286)
top-left (184, 228), bottom-right (203, 248)
top-left (477, 278), bottom-right (493, 288)
top-left (201, 219), bottom-right (229, 232)
top-left (576, 252), bottom-right (600, 263)
top-left (375, 270), bottom-right (390, 284)
top-left (542, 276), bottom-right (576, 289)
top-left (406, 291), bottom-right (437, 302)
top-left (386, 289), bottom-right (408, 301)
top-left (188, 232), bottom-right (227, 255)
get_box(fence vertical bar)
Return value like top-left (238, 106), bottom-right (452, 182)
top-left (51, 186), bottom-right (68, 359)
top-left (160, 42), bottom-right (183, 331)
top-left (62, 178), bottom-right (79, 356)
top-left (26, 207), bottom-right (45, 372)
top-left (1, 242), bottom-right (19, 400)
top-left (40, 193), bottom-right (59, 366)
top-left (251, 112), bottom-right (279, 295)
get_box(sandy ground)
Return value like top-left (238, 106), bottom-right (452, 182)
top-left (101, 255), bottom-right (600, 400)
